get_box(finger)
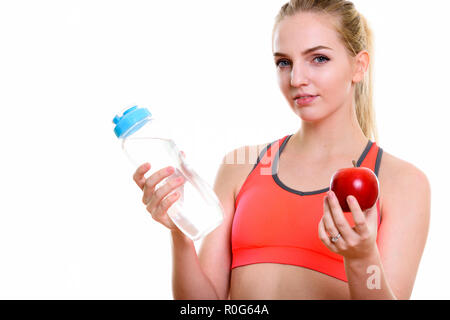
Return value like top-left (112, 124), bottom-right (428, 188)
top-left (142, 166), bottom-right (175, 205)
top-left (327, 191), bottom-right (358, 239)
top-left (322, 195), bottom-right (340, 239)
top-left (180, 150), bottom-right (186, 159)
top-left (318, 218), bottom-right (338, 252)
top-left (148, 189), bottom-right (181, 227)
top-left (146, 174), bottom-right (184, 208)
top-left (346, 195), bottom-right (370, 237)
top-left (133, 162), bottom-right (151, 190)
top-left (366, 200), bottom-right (379, 226)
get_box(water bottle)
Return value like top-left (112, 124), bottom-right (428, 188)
top-left (112, 106), bottom-right (224, 241)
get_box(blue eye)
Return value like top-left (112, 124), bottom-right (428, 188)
top-left (276, 59), bottom-right (290, 68)
top-left (314, 55), bottom-right (330, 64)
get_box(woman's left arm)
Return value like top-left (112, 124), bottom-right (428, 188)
top-left (319, 163), bottom-right (431, 300)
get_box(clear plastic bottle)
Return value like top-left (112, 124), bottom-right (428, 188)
top-left (112, 106), bottom-right (224, 241)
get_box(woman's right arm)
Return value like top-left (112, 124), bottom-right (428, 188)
top-left (171, 150), bottom-right (237, 299)
top-left (170, 228), bottom-right (220, 299)
top-left (133, 150), bottom-right (237, 300)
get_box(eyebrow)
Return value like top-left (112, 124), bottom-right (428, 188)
top-left (273, 45), bottom-right (333, 57)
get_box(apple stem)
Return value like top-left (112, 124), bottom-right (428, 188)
top-left (352, 160), bottom-right (356, 167)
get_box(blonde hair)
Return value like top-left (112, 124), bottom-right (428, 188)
top-left (273, 0), bottom-right (379, 142)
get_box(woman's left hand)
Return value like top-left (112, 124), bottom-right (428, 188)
top-left (318, 190), bottom-right (378, 260)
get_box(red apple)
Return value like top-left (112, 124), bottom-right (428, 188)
top-left (330, 160), bottom-right (379, 212)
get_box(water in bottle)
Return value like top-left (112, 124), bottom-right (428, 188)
top-left (112, 106), bottom-right (224, 241)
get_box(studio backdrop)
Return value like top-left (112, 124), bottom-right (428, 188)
top-left (0, 0), bottom-right (448, 299)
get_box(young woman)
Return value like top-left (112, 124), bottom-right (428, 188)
top-left (133, 0), bottom-right (430, 300)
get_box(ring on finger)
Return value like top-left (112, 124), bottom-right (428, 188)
top-left (330, 232), bottom-right (342, 243)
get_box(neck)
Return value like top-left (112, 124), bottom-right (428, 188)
top-left (290, 101), bottom-right (369, 161)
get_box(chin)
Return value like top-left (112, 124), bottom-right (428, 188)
top-left (295, 101), bottom-right (343, 123)
top-left (293, 107), bottom-right (329, 123)
top-left (290, 104), bottom-right (317, 119)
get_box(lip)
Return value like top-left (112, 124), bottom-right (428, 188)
top-left (295, 95), bottom-right (318, 106)
top-left (293, 93), bottom-right (317, 99)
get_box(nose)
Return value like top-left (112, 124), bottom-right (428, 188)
top-left (290, 63), bottom-right (310, 87)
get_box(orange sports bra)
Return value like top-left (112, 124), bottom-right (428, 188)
top-left (231, 134), bottom-right (383, 282)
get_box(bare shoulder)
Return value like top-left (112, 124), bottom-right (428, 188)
top-left (221, 142), bottom-right (272, 202)
top-left (379, 150), bottom-right (430, 188)
top-left (378, 150), bottom-right (431, 216)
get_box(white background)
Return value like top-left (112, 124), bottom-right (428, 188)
top-left (0, 0), bottom-right (448, 299)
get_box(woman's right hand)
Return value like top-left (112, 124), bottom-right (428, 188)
top-left (133, 162), bottom-right (185, 231)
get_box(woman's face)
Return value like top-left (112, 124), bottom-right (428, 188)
top-left (272, 12), bottom-right (362, 122)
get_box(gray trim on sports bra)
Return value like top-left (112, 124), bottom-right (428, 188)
top-left (272, 134), bottom-right (374, 196)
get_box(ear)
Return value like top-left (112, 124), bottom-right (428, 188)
top-left (352, 50), bottom-right (370, 83)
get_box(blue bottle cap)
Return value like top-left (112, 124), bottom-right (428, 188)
top-left (113, 106), bottom-right (152, 139)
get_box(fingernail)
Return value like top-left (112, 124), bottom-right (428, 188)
top-left (328, 191), bottom-right (334, 199)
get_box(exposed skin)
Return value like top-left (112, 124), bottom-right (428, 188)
top-left (133, 11), bottom-right (431, 300)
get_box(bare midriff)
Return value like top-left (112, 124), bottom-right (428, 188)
top-left (229, 263), bottom-right (350, 300)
